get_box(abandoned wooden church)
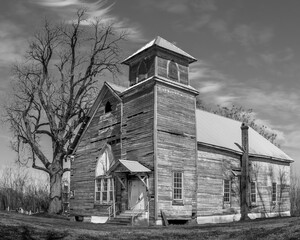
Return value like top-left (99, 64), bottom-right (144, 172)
top-left (69, 36), bottom-right (293, 225)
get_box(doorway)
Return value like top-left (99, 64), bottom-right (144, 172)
top-left (128, 179), bottom-right (147, 211)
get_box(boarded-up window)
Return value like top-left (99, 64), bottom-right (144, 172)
top-left (168, 60), bottom-right (179, 81)
top-left (223, 180), bottom-right (230, 203)
top-left (173, 171), bottom-right (183, 201)
top-left (250, 182), bottom-right (256, 203)
top-left (272, 182), bottom-right (277, 202)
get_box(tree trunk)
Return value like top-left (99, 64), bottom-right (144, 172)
top-left (48, 162), bottom-right (63, 214)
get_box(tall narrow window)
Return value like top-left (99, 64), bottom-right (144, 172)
top-left (173, 171), bottom-right (183, 202)
top-left (250, 182), bottom-right (256, 203)
top-left (105, 101), bottom-right (112, 113)
top-left (223, 180), bottom-right (230, 203)
top-left (95, 145), bottom-right (114, 204)
top-left (272, 182), bottom-right (277, 202)
top-left (95, 178), bottom-right (113, 204)
top-left (137, 60), bottom-right (147, 82)
top-left (168, 60), bottom-right (179, 81)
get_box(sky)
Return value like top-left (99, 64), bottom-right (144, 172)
top-left (0, 0), bottom-right (299, 178)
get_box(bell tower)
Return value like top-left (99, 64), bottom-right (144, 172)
top-left (122, 36), bottom-right (197, 87)
top-left (122, 36), bottom-right (199, 224)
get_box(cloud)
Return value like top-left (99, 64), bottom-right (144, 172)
top-left (190, 60), bottom-right (229, 81)
top-left (208, 19), bottom-right (232, 42)
top-left (139, 0), bottom-right (190, 14)
top-left (260, 48), bottom-right (294, 65)
top-left (233, 24), bottom-right (273, 49)
top-left (0, 22), bottom-right (26, 65)
top-left (33, 0), bottom-right (82, 7)
top-left (31, 0), bottom-right (145, 42)
top-left (284, 129), bottom-right (300, 149)
top-left (193, 0), bottom-right (217, 12)
top-left (198, 81), bottom-right (223, 94)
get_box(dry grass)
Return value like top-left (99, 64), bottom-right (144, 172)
top-left (0, 211), bottom-right (300, 240)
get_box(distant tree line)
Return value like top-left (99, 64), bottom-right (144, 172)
top-left (0, 167), bottom-right (49, 213)
top-left (290, 173), bottom-right (300, 216)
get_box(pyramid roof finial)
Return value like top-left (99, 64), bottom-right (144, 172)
top-left (122, 36), bottom-right (197, 65)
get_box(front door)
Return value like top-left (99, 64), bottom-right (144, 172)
top-left (128, 179), bottom-right (147, 211)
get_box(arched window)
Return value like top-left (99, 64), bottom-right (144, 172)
top-left (95, 145), bottom-right (114, 204)
top-left (168, 60), bottom-right (179, 81)
top-left (137, 60), bottom-right (148, 82)
top-left (105, 101), bottom-right (112, 113)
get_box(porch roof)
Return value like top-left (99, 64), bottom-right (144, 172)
top-left (108, 160), bottom-right (151, 174)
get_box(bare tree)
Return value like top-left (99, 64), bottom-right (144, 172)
top-left (0, 167), bottom-right (49, 212)
top-left (214, 105), bottom-right (279, 146)
top-left (277, 167), bottom-right (288, 215)
top-left (3, 9), bottom-right (125, 213)
top-left (290, 173), bottom-right (300, 216)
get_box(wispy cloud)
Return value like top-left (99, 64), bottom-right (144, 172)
top-left (198, 81), bottom-right (223, 94)
top-left (32, 0), bottom-right (82, 7)
top-left (233, 24), bottom-right (273, 49)
top-left (31, 0), bottom-right (145, 42)
top-left (0, 22), bottom-right (26, 65)
top-left (260, 48), bottom-right (294, 65)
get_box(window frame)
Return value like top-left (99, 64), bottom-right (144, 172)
top-left (223, 179), bottom-right (231, 203)
top-left (172, 171), bottom-right (184, 205)
top-left (105, 101), bottom-right (112, 113)
top-left (272, 182), bottom-right (277, 202)
top-left (95, 177), bottom-right (114, 204)
top-left (167, 60), bottom-right (179, 81)
top-left (250, 182), bottom-right (256, 203)
top-left (137, 60), bottom-right (148, 82)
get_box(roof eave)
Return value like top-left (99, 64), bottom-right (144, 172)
top-left (197, 141), bottom-right (293, 163)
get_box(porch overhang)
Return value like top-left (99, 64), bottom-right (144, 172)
top-left (108, 159), bottom-right (151, 175)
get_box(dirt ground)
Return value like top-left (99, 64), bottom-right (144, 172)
top-left (0, 211), bottom-right (300, 240)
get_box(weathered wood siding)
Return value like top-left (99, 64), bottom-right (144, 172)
top-left (249, 158), bottom-right (290, 214)
top-left (197, 145), bottom-right (241, 216)
top-left (156, 83), bottom-right (197, 219)
top-left (128, 55), bottom-right (155, 86)
top-left (121, 80), bottom-right (155, 218)
top-left (70, 87), bottom-right (122, 216)
top-left (197, 145), bottom-right (291, 217)
top-left (156, 54), bottom-right (189, 85)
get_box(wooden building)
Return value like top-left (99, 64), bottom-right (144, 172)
top-left (69, 36), bottom-right (293, 225)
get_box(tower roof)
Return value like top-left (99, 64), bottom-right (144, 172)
top-left (122, 36), bottom-right (197, 65)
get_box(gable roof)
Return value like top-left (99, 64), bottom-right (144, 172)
top-left (71, 82), bottom-right (126, 154)
top-left (108, 160), bottom-right (151, 174)
top-left (107, 82), bottom-right (128, 95)
top-left (196, 109), bottom-right (293, 162)
top-left (122, 36), bottom-right (197, 64)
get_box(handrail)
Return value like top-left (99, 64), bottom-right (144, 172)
top-left (107, 202), bottom-right (117, 220)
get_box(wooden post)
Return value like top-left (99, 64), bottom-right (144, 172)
top-left (240, 123), bottom-right (250, 221)
top-left (112, 178), bottom-right (116, 217)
